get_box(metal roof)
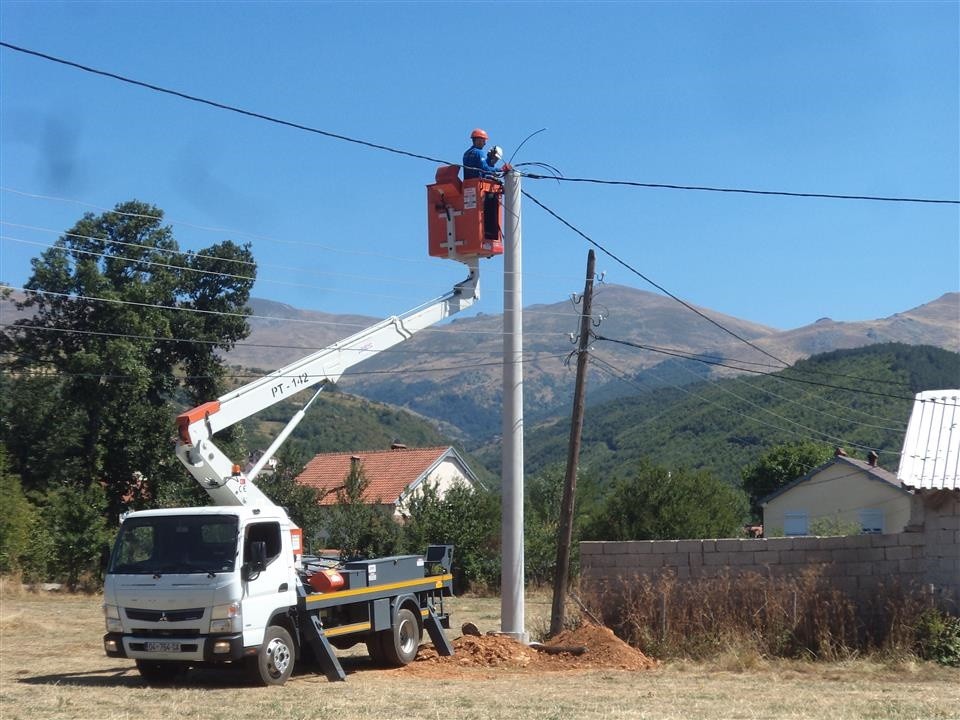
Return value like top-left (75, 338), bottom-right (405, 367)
top-left (897, 389), bottom-right (960, 491)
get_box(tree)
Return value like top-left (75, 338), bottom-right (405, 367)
top-left (42, 483), bottom-right (111, 590)
top-left (740, 442), bottom-right (834, 520)
top-left (254, 447), bottom-right (323, 535)
top-left (582, 460), bottom-right (749, 541)
top-left (401, 482), bottom-right (501, 591)
top-left (0, 448), bottom-right (35, 573)
top-left (322, 460), bottom-right (400, 560)
top-left (3, 201), bottom-right (256, 519)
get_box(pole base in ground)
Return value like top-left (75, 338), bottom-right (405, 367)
top-left (488, 630), bottom-right (530, 644)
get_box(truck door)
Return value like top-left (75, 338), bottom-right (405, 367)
top-left (241, 521), bottom-right (290, 646)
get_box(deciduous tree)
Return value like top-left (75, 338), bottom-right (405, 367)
top-left (740, 442), bottom-right (834, 520)
top-left (4, 201), bottom-right (256, 519)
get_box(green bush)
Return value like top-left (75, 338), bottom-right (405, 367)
top-left (915, 608), bottom-right (960, 667)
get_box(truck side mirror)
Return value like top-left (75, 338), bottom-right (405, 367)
top-left (100, 544), bottom-right (112, 572)
top-left (243, 540), bottom-right (267, 581)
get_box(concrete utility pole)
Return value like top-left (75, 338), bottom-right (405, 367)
top-left (500, 168), bottom-right (527, 641)
top-left (549, 249), bottom-right (596, 637)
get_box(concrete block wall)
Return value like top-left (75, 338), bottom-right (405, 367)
top-left (918, 491), bottom-right (960, 607)
top-left (581, 496), bottom-right (959, 611)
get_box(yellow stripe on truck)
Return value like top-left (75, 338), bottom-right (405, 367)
top-left (323, 621), bottom-right (372, 637)
top-left (305, 573), bottom-right (453, 602)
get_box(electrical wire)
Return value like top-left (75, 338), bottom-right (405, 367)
top-left (0, 322), bottom-right (575, 360)
top-left (589, 353), bottom-right (902, 456)
top-left (520, 172), bottom-right (959, 205)
top-left (725, 373), bottom-right (907, 432)
top-left (0, 285), bottom-right (570, 339)
top-left (595, 334), bottom-right (918, 402)
top-left (0, 42), bottom-right (456, 168)
top-left (521, 188), bottom-right (795, 369)
top-left (594, 336), bottom-right (914, 389)
top-left (3, 43), bottom-right (955, 206)
top-left (1, 349), bottom-right (572, 381)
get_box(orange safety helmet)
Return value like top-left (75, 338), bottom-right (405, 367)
top-left (470, 128), bottom-right (489, 141)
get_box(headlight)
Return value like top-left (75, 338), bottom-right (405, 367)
top-left (103, 604), bottom-right (122, 632)
top-left (210, 602), bottom-right (241, 633)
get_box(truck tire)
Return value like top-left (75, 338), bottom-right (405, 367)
top-left (379, 607), bottom-right (421, 666)
top-left (249, 625), bottom-right (295, 686)
top-left (135, 659), bottom-right (186, 685)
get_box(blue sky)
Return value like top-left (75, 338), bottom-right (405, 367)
top-left (1, 1), bottom-right (957, 331)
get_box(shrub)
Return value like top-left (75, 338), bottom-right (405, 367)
top-left (915, 608), bottom-right (960, 667)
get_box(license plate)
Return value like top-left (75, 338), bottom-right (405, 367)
top-left (145, 641), bottom-right (180, 653)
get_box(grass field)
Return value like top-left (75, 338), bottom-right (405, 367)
top-left (1, 584), bottom-right (958, 720)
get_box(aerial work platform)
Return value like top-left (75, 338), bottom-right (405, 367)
top-left (427, 165), bottom-right (504, 259)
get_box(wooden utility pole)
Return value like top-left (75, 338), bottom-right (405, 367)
top-left (549, 249), bottom-right (596, 637)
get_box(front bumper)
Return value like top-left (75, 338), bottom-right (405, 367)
top-left (103, 632), bottom-right (247, 663)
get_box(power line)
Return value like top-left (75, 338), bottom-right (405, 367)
top-left (596, 334), bottom-right (917, 402)
top-left (726, 373), bottom-right (907, 433)
top-left (3, 42), bottom-right (954, 207)
top-left (522, 188), bottom-right (794, 368)
top-left (2, 348), bottom-right (571, 381)
top-left (595, 337), bottom-right (913, 389)
top-left (0, 322), bottom-right (575, 361)
top-left (590, 353), bottom-right (902, 457)
top-left (0, 285), bottom-right (567, 339)
top-left (0, 42), bottom-right (454, 168)
top-left (520, 172), bottom-right (959, 206)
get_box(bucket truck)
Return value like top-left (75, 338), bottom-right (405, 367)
top-left (102, 167), bottom-right (504, 685)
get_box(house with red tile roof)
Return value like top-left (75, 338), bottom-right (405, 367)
top-left (294, 444), bottom-right (482, 518)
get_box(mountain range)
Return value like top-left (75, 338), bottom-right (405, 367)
top-left (226, 289), bottom-right (959, 447)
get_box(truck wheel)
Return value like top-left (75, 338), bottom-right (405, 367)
top-left (135, 659), bottom-right (185, 684)
top-left (380, 607), bottom-right (421, 666)
top-left (250, 625), bottom-right (295, 686)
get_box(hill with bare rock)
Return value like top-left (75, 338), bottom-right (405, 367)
top-left (221, 289), bottom-right (958, 444)
top-left (4, 288), bottom-right (955, 447)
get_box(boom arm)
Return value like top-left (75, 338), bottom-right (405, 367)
top-left (175, 258), bottom-right (480, 507)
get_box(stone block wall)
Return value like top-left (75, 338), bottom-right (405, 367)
top-left (580, 492), bottom-right (958, 610)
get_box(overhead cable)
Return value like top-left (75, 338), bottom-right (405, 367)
top-left (0, 42), bottom-right (454, 167)
top-left (596, 334), bottom-right (918, 402)
top-left (520, 172), bottom-right (959, 206)
top-left (3, 42), bottom-right (955, 206)
top-left (522, 189), bottom-right (793, 368)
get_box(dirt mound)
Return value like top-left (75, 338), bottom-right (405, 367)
top-left (545, 623), bottom-right (656, 671)
top-left (411, 623), bottom-right (656, 675)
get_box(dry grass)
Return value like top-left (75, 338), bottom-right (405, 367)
top-left (1, 586), bottom-right (958, 720)
top-left (589, 569), bottom-right (939, 662)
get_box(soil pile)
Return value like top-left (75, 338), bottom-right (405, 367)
top-left (411, 623), bottom-right (656, 674)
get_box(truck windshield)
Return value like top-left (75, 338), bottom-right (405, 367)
top-left (109, 515), bottom-right (239, 575)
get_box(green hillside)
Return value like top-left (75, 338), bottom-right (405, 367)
top-left (479, 343), bottom-right (959, 487)
top-left (243, 387), bottom-right (497, 487)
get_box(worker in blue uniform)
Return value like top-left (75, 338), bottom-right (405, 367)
top-left (463, 128), bottom-right (510, 180)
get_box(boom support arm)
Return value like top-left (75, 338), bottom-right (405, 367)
top-left (175, 259), bottom-right (480, 506)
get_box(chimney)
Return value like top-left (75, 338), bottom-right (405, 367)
top-left (350, 455), bottom-right (361, 467)
top-left (391, 443), bottom-right (407, 450)
top-left (867, 450), bottom-right (879, 467)
top-left (834, 447), bottom-right (848, 457)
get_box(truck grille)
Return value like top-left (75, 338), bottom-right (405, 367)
top-left (125, 608), bottom-right (205, 622)
top-left (132, 628), bottom-right (203, 638)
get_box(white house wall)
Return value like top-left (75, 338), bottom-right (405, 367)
top-left (395, 458), bottom-right (473, 518)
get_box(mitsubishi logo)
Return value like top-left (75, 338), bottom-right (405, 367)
top-left (158, 612), bottom-right (169, 622)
